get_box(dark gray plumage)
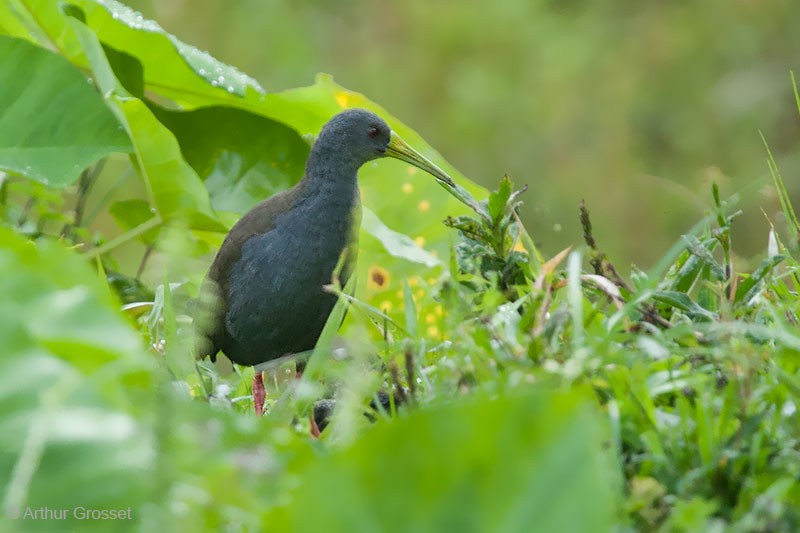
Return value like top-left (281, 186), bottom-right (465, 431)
top-left (195, 108), bottom-right (451, 369)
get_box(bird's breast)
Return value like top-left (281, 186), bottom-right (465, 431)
top-left (231, 191), bottom-right (360, 303)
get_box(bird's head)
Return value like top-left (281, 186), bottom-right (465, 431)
top-left (315, 108), bottom-right (454, 187)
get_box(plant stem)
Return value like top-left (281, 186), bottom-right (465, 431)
top-left (136, 245), bottom-right (155, 280)
top-left (74, 159), bottom-right (106, 227)
top-left (84, 216), bottom-right (162, 260)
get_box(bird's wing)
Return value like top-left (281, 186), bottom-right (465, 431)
top-left (195, 182), bottom-right (306, 360)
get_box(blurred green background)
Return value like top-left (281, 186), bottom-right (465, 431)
top-left (129, 0), bottom-right (800, 266)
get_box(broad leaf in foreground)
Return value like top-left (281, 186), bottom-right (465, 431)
top-left (0, 35), bottom-right (131, 186)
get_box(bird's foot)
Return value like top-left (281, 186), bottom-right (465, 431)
top-left (253, 371), bottom-right (266, 416)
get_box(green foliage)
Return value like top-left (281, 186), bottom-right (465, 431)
top-left (1, 2), bottom-right (800, 532)
top-left (0, 36), bottom-right (131, 186)
top-left (270, 390), bottom-right (618, 533)
top-left (0, 228), bottom-right (153, 530)
top-left (151, 106), bottom-right (309, 214)
top-left (444, 176), bottom-right (534, 304)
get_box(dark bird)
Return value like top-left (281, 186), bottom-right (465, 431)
top-left (195, 108), bottom-right (452, 412)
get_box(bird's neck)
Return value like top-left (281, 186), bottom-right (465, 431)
top-left (300, 149), bottom-right (362, 209)
top-left (292, 150), bottom-right (361, 268)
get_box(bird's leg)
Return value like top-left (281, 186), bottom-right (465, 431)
top-left (253, 370), bottom-right (266, 416)
top-left (309, 414), bottom-right (321, 438)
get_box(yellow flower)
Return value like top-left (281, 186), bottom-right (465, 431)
top-left (367, 265), bottom-right (390, 291)
top-left (335, 92), bottom-right (356, 109)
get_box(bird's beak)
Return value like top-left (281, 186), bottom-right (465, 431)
top-left (384, 131), bottom-right (456, 188)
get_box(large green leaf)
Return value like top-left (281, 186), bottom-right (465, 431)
top-left (0, 0), bottom-right (263, 101)
top-left (150, 105), bottom-right (309, 214)
top-left (0, 35), bottom-right (131, 187)
top-left (115, 96), bottom-right (223, 229)
top-left (268, 390), bottom-right (620, 532)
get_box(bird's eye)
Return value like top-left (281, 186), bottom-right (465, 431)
top-left (367, 126), bottom-right (379, 138)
